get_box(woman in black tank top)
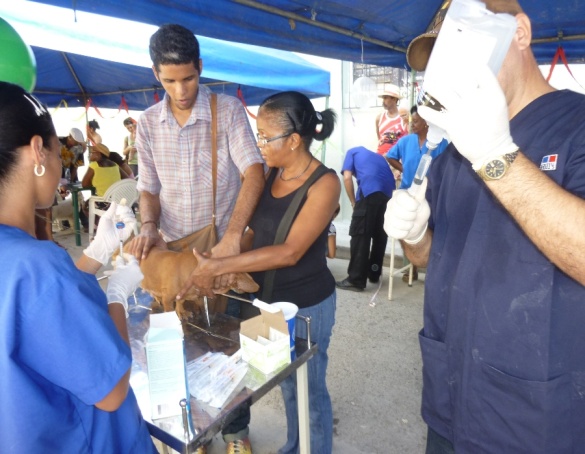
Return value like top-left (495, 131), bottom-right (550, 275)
top-left (177, 91), bottom-right (341, 454)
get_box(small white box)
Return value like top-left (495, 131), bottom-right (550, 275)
top-left (145, 312), bottom-right (189, 419)
top-left (239, 308), bottom-right (291, 375)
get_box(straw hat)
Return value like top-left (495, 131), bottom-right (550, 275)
top-left (406, 0), bottom-right (523, 72)
top-left (90, 143), bottom-right (110, 157)
top-left (406, 5), bottom-right (448, 72)
top-left (378, 84), bottom-right (403, 99)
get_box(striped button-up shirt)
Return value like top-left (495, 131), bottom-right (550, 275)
top-left (136, 85), bottom-right (264, 241)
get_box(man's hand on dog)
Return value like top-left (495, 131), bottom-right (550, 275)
top-left (128, 223), bottom-right (167, 261)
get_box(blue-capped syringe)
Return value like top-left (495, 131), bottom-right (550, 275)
top-left (407, 123), bottom-right (444, 197)
top-left (115, 198), bottom-right (127, 263)
top-left (116, 220), bottom-right (125, 262)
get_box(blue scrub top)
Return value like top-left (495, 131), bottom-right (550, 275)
top-left (0, 227), bottom-right (156, 453)
top-left (421, 89), bottom-right (585, 453)
top-left (386, 134), bottom-right (448, 189)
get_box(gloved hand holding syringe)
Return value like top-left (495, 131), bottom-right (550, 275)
top-left (83, 199), bottom-right (137, 266)
top-left (115, 198), bottom-right (141, 310)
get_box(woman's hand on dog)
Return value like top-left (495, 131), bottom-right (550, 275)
top-left (176, 249), bottom-right (218, 300)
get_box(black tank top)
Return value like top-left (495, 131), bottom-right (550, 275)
top-left (249, 166), bottom-right (336, 308)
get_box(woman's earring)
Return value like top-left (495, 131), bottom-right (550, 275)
top-left (34, 164), bottom-right (46, 177)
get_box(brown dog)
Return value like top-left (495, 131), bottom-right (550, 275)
top-left (124, 246), bottom-right (258, 319)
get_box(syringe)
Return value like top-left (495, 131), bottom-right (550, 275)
top-left (116, 220), bottom-right (125, 263)
top-left (407, 123), bottom-right (444, 197)
top-left (116, 198), bottom-right (128, 263)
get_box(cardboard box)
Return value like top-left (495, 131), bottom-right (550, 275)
top-left (239, 307), bottom-right (291, 375)
top-left (145, 311), bottom-right (190, 419)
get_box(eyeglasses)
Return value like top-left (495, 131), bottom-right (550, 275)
top-left (256, 131), bottom-right (292, 146)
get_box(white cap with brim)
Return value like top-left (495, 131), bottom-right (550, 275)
top-left (69, 127), bottom-right (85, 144)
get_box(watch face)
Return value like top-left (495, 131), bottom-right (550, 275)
top-left (484, 158), bottom-right (507, 179)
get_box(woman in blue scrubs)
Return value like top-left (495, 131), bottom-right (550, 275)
top-left (0, 82), bottom-right (157, 453)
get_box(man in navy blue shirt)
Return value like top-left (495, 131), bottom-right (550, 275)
top-left (386, 1), bottom-right (585, 453)
top-left (337, 147), bottom-right (395, 291)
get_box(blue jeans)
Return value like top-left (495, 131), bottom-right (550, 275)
top-left (278, 291), bottom-right (336, 454)
top-left (223, 294), bottom-right (250, 440)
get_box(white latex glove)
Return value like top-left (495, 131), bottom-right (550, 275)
top-left (106, 255), bottom-right (143, 316)
top-left (83, 201), bottom-right (137, 265)
top-left (418, 64), bottom-right (518, 170)
top-left (384, 177), bottom-right (430, 245)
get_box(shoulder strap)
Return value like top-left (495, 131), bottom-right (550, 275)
top-left (260, 164), bottom-right (330, 301)
top-left (211, 93), bottom-right (217, 224)
top-left (274, 164), bottom-right (329, 245)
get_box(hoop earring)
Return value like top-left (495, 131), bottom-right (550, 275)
top-left (34, 164), bottom-right (46, 177)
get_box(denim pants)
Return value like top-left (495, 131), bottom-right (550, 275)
top-left (222, 294), bottom-right (251, 441)
top-left (278, 291), bottom-right (336, 454)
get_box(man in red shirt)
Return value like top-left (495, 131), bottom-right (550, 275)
top-left (375, 84), bottom-right (408, 156)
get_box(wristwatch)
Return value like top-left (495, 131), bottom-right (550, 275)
top-left (476, 151), bottom-right (519, 181)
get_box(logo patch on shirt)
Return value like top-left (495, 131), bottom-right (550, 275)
top-left (540, 154), bottom-right (558, 171)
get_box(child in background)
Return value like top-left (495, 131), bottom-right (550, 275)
top-left (327, 204), bottom-right (340, 258)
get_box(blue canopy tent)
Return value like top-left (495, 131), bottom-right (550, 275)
top-left (1, 6), bottom-right (330, 110)
top-left (30, 43), bottom-right (331, 110)
top-left (28, 0), bottom-right (585, 67)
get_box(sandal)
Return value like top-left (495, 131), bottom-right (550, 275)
top-left (402, 268), bottom-right (418, 282)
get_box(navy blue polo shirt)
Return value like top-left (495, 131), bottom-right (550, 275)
top-left (421, 90), bottom-right (585, 453)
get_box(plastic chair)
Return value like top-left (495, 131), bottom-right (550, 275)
top-left (88, 179), bottom-right (139, 241)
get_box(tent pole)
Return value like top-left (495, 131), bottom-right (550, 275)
top-left (409, 69), bottom-right (416, 109)
top-left (61, 50), bottom-right (91, 146)
top-left (60, 52), bottom-right (87, 99)
top-left (532, 33), bottom-right (585, 44)
top-left (233, 0), bottom-right (406, 53)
